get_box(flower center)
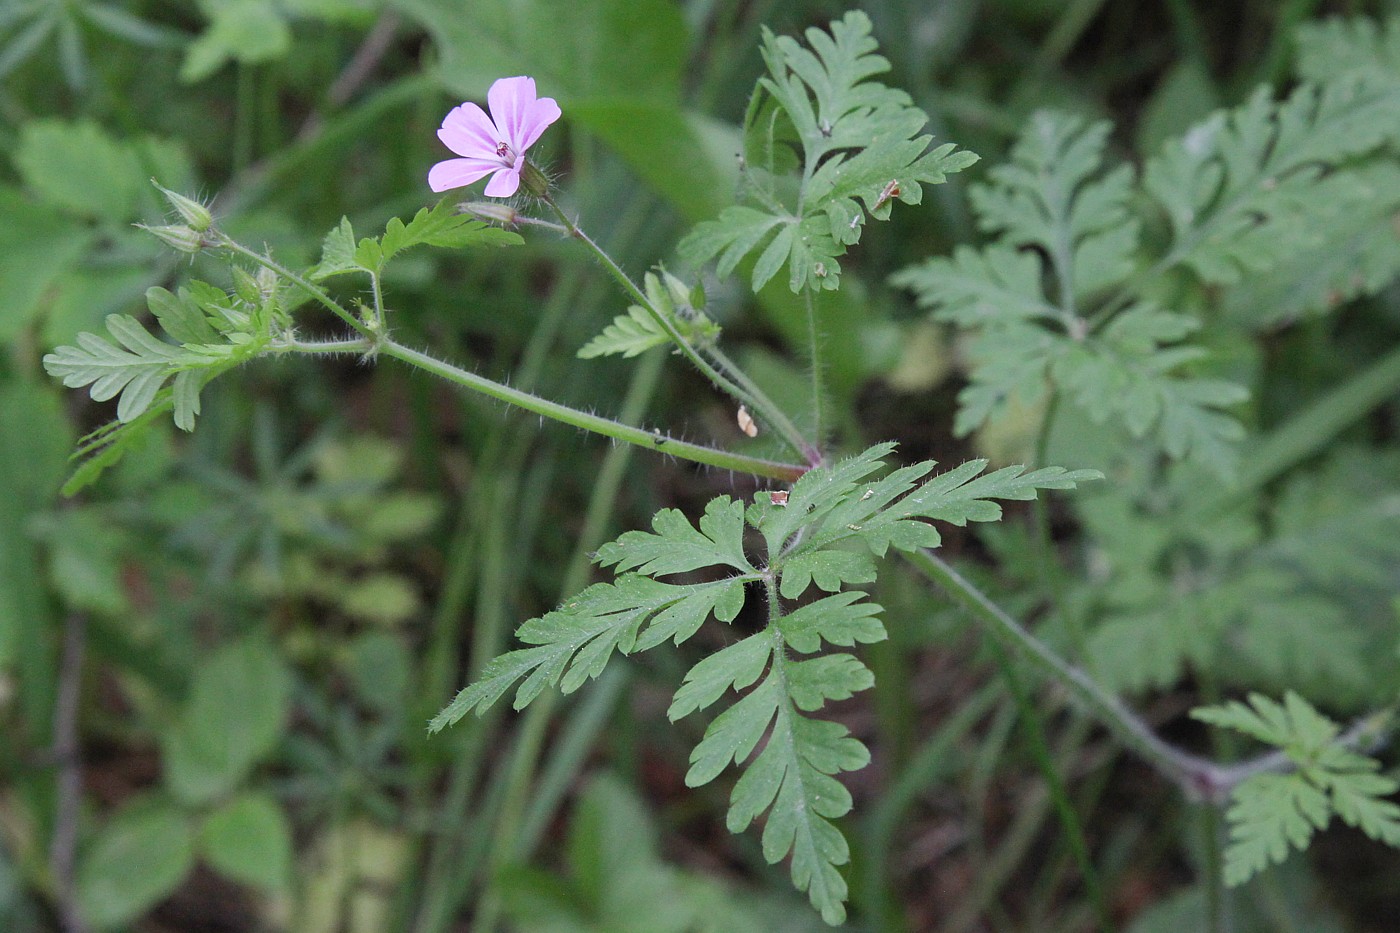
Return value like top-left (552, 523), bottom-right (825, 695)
top-left (496, 141), bottom-right (512, 161)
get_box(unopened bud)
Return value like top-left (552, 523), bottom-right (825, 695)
top-left (231, 267), bottom-right (260, 303)
top-left (141, 223), bottom-right (204, 254)
top-left (463, 201), bottom-right (520, 226)
top-left (255, 266), bottom-right (278, 297)
top-left (152, 180), bottom-right (213, 231)
top-left (520, 159), bottom-right (551, 198)
top-left (662, 271), bottom-right (692, 310)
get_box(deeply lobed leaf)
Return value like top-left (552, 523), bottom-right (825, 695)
top-left (1194, 692), bottom-right (1400, 886)
top-left (596, 496), bottom-right (753, 575)
top-left (429, 575), bottom-right (749, 731)
top-left (679, 11), bottom-right (975, 293)
top-left (897, 108), bottom-right (1251, 476)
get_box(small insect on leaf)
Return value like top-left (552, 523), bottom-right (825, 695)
top-left (874, 179), bottom-right (901, 211)
top-left (770, 490), bottom-right (789, 507)
top-left (737, 405), bottom-right (758, 437)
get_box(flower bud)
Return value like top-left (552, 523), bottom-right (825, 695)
top-left (140, 223), bottom-right (204, 254)
top-left (462, 201), bottom-right (520, 226)
top-left (662, 271), bottom-right (700, 313)
top-left (152, 181), bottom-right (213, 232)
top-left (520, 159), bottom-right (551, 198)
top-left (255, 266), bottom-right (279, 298)
top-left (231, 267), bottom-right (261, 303)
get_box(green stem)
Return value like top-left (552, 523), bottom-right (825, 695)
top-left (912, 544), bottom-right (1193, 780)
top-left (536, 189), bottom-right (818, 463)
top-left (273, 334), bottom-right (803, 479)
top-left (379, 340), bottom-right (804, 481)
top-left (216, 237), bottom-right (370, 338)
top-left (905, 548), bottom-right (1398, 802)
top-left (536, 192), bottom-right (747, 397)
top-left (368, 270), bottom-right (386, 330)
top-left (804, 287), bottom-right (825, 447)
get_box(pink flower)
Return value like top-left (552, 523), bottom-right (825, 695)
top-left (428, 76), bottom-right (562, 197)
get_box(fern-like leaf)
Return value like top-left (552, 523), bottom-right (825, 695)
top-left (757, 451), bottom-right (1101, 593)
top-left (596, 496), bottom-right (753, 575)
top-left (678, 654), bottom-right (869, 925)
top-left (970, 112), bottom-right (1139, 303)
top-left (679, 11), bottom-right (976, 293)
top-left (438, 444), bottom-right (1097, 921)
top-left (1144, 79), bottom-right (1400, 285)
top-left (429, 575), bottom-right (751, 730)
top-left (43, 279), bottom-right (270, 433)
top-left (895, 110), bottom-right (1250, 476)
top-left (578, 270), bottom-right (720, 360)
top-left (312, 198), bottom-right (521, 280)
top-left (1192, 692), bottom-right (1400, 886)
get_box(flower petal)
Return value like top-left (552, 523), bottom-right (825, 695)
top-left (483, 166), bottom-right (521, 198)
top-left (487, 76), bottom-right (559, 154)
top-left (438, 102), bottom-right (501, 159)
top-left (516, 94), bottom-right (561, 152)
top-left (428, 157), bottom-right (498, 193)
top-left (487, 76), bottom-right (534, 150)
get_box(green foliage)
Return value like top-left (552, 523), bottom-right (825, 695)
top-left (175, 430), bottom-right (443, 626)
top-left (0, 0), bottom-right (182, 89)
top-left (11, 3), bottom-right (1400, 929)
top-left (162, 635), bottom-right (293, 806)
top-left (1143, 80), bottom-right (1400, 285)
top-left (311, 198), bottom-right (522, 282)
top-left (42, 193), bottom-right (521, 494)
top-left (579, 269), bottom-right (720, 359)
top-left (898, 66), bottom-right (1400, 475)
top-left (1295, 15), bottom-right (1400, 91)
top-left (679, 11), bottom-right (977, 293)
top-left (1193, 693), bottom-right (1400, 887)
top-left (435, 444), bottom-right (1097, 921)
top-left (77, 797), bottom-right (194, 929)
top-left (197, 793), bottom-right (294, 892)
top-left (1081, 448), bottom-right (1400, 703)
top-left (42, 280), bottom-right (282, 491)
top-left (497, 774), bottom-right (781, 932)
top-left (0, 188), bottom-right (93, 343)
top-left (14, 120), bottom-right (191, 223)
top-left (895, 111), bottom-right (1249, 476)
top-left (0, 383), bottom-right (71, 671)
top-left (47, 276), bottom-right (287, 430)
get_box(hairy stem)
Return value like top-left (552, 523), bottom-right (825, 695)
top-left (382, 340), bottom-right (804, 480)
top-left (216, 236), bottom-right (371, 337)
top-left (903, 549), bottom-right (1395, 803)
top-left (804, 287), bottom-right (826, 448)
top-left (536, 189), bottom-right (818, 463)
top-left (283, 336), bottom-right (805, 481)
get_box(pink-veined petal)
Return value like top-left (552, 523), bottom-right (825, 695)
top-left (428, 157), bottom-right (498, 193)
top-left (483, 166), bottom-right (521, 198)
top-left (487, 76), bottom-right (544, 154)
top-left (486, 76), bottom-right (531, 149)
top-left (515, 94), bottom-right (561, 152)
top-left (438, 102), bottom-right (502, 159)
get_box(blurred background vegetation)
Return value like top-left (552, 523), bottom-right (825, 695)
top-left (2, 0), bottom-right (1399, 930)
